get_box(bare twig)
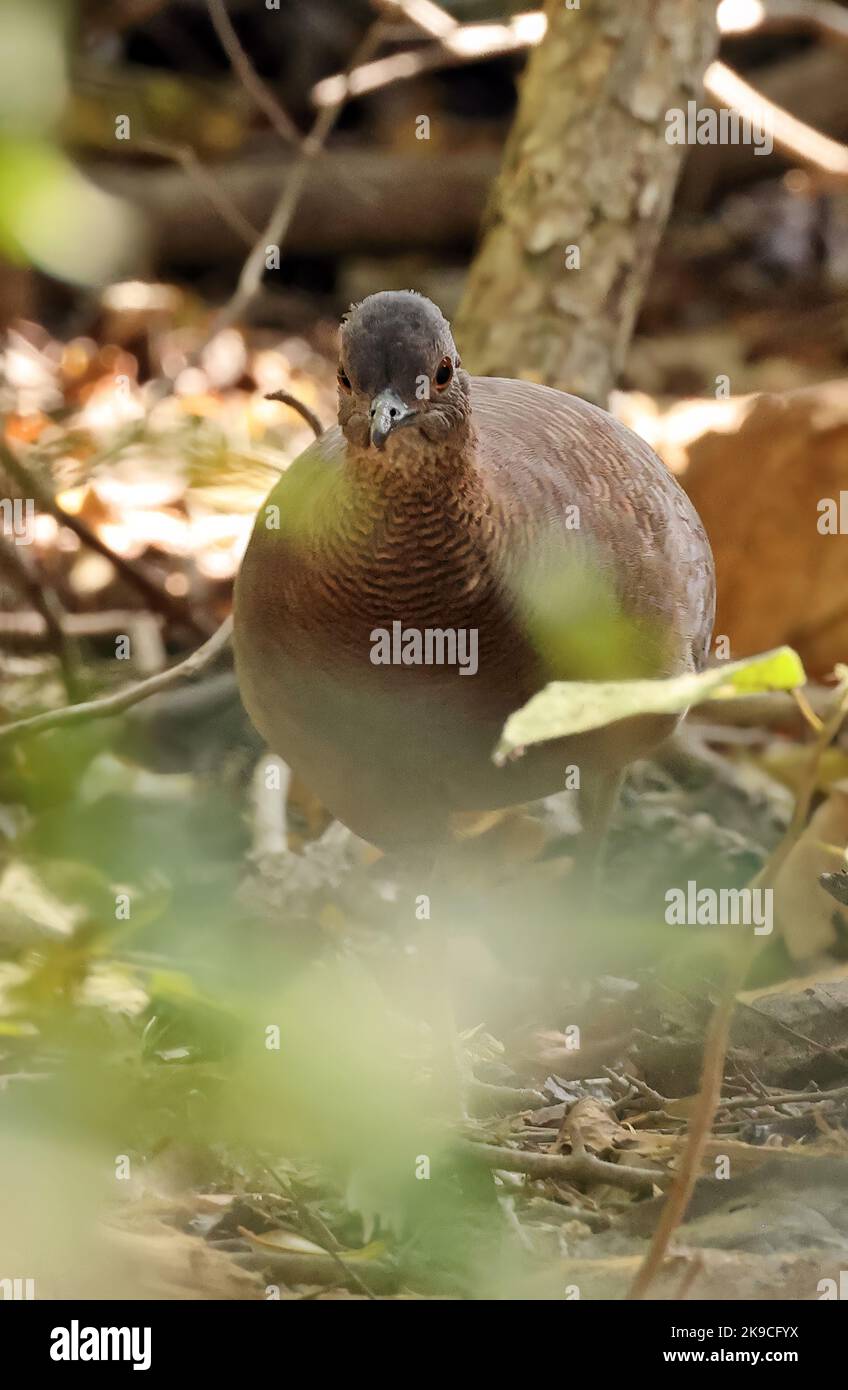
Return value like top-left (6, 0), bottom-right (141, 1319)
top-left (315, 0), bottom-right (848, 107)
top-left (627, 977), bottom-right (744, 1300)
top-left (84, 0), bottom-right (169, 37)
top-left (374, 0), bottom-right (458, 40)
top-left (0, 536), bottom-right (82, 700)
top-left (792, 684), bottom-right (825, 733)
top-left (0, 617), bottom-right (232, 747)
top-left (628, 675), bottom-right (848, 1300)
top-left (207, 23), bottom-right (385, 341)
top-left (736, 995), bottom-right (848, 1069)
top-left (718, 0), bottom-right (848, 44)
top-left (0, 442), bottom-right (211, 639)
top-left (312, 3), bottom-right (848, 196)
top-left (260, 1162), bottom-right (376, 1301)
top-left (705, 59), bottom-right (848, 187)
top-left (461, 1140), bottom-right (666, 1195)
top-left (136, 137), bottom-right (260, 246)
top-left (264, 390), bottom-right (325, 440)
top-left (754, 676), bottom-right (848, 887)
top-left (206, 0), bottom-right (301, 146)
top-left (312, 11), bottom-right (545, 107)
top-left (717, 1082), bottom-right (848, 1112)
top-left (604, 1067), bottom-right (669, 1116)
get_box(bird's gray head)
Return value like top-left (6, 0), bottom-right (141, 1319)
top-left (337, 291), bottom-right (470, 453)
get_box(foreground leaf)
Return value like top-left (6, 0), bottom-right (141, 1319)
top-left (494, 647), bottom-right (806, 764)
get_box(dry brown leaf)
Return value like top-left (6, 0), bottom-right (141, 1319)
top-left (560, 1097), bottom-right (626, 1155)
top-left (622, 380), bottom-right (848, 677)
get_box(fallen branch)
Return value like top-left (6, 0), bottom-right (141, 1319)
top-left (460, 1140), bottom-right (666, 1195)
top-left (717, 1082), bottom-right (848, 1112)
top-left (91, 146), bottom-right (497, 261)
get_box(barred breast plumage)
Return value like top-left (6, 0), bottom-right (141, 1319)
top-left (234, 292), bottom-right (715, 855)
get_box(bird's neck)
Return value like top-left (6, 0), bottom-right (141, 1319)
top-left (343, 419), bottom-right (481, 509)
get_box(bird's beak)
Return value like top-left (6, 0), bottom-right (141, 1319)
top-left (369, 389), bottom-right (417, 450)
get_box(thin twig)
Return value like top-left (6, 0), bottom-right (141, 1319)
top-left (206, 0), bottom-right (301, 146)
top-left (264, 390), bottom-right (325, 440)
top-left (137, 137), bottom-right (260, 246)
top-left (320, 0), bottom-right (848, 110)
top-left (0, 616), bottom-right (232, 747)
top-left (717, 1082), bottom-right (848, 1112)
top-left (312, 11), bottom-right (544, 107)
top-left (627, 675), bottom-right (848, 1300)
top-left (311, 4), bottom-right (848, 195)
top-left (206, 22), bottom-right (385, 342)
top-left (0, 535), bottom-right (83, 701)
top-left (374, 0), bottom-right (458, 39)
top-left (260, 1162), bottom-right (377, 1301)
top-left (627, 977), bottom-right (745, 1300)
top-left (0, 441), bottom-right (210, 639)
top-left (735, 995), bottom-right (848, 1070)
top-left (792, 684), bottom-right (824, 733)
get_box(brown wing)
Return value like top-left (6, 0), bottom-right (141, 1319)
top-left (468, 377), bottom-right (716, 678)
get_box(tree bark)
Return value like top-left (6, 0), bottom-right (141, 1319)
top-left (454, 0), bottom-right (718, 404)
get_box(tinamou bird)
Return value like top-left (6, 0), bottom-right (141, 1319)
top-left (234, 291), bottom-right (715, 878)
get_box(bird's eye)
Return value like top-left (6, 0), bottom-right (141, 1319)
top-left (337, 368), bottom-right (352, 392)
top-left (433, 357), bottom-right (453, 390)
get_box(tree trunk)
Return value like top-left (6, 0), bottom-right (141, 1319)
top-left (454, 0), bottom-right (718, 404)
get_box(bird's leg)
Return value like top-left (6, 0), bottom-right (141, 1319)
top-left (574, 766), bottom-right (622, 893)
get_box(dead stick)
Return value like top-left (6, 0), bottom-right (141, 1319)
top-left (0, 535), bottom-right (83, 700)
top-left (627, 674), bottom-right (848, 1299)
top-left (461, 1140), bottom-right (665, 1195)
top-left (206, 0), bottom-right (301, 146)
top-left (136, 137), bottom-right (259, 245)
top-left (717, 1082), bottom-right (848, 1112)
top-left (207, 21), bottom-right (385, 341)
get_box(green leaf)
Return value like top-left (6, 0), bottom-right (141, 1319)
top-left (494, 646), bottom-right (806, 765)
